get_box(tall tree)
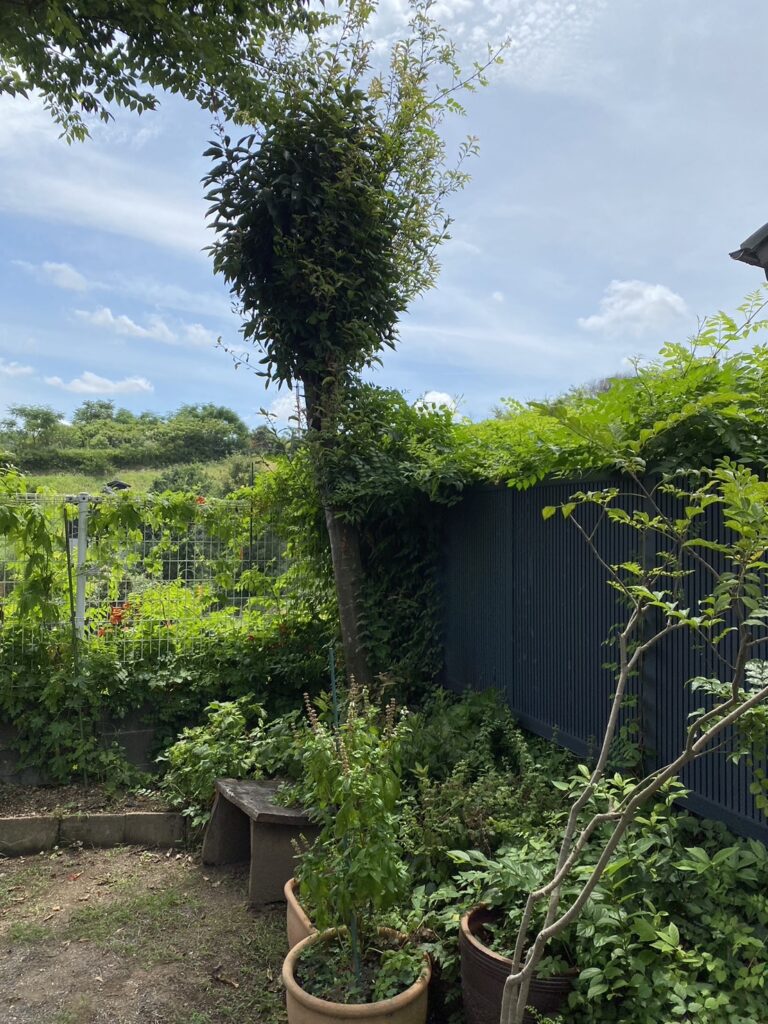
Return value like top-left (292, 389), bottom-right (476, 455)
top-left (72, 400), bottom-right (116, 424)
top-left (0, 0), bottom-right (323, 141)
top-left (205, 0), bottom-right (502, 683)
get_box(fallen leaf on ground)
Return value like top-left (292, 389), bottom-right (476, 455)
top-left (211, 965), bottom-right (240, 989)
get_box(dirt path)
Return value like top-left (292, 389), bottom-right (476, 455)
top-left (0, 845), bottom-right (287, 1024)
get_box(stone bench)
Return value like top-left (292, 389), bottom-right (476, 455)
top-left (201, 778), bottom-right (316, 904)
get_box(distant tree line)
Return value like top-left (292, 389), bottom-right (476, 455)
top-left (0, 401), bottom-right (284, 472)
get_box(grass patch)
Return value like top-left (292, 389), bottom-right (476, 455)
top-left (0, 850), bottom-right (288, 1024)
top-left (0, 861), bottom-right (52, 913)
top-left (64, 878), bottom-right (199, 962)
top-left (27, 458), bottom-right (246, 496)
top-left (8, 919), bottom-right (56, 943)
top-left (50, 998), bottom-right (98, 1024)
top-left (170, 909), bottom-right (288, 1024)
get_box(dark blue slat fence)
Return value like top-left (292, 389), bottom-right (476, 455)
top-left (440, 482), bottom-right (768, 843)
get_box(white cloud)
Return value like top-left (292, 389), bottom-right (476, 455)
top-left (269, 392), bottom-right (301, 424)
top-left (75, 306), bottom-right (222, 349)
top-left (103, 275), bottom-right (233, 319)
top-left (42, 261), bottom-right (89, 292)
top-left (446, 237), bottom-right (483, 257)
top-left (145, 315), bottom-right (177, 344)
top-left (75, 306), bottom-right (176, 342)
top-left (0, 94), bottom-right (53, 153)
top-left (392, 0), bottom-right (611, 96)
top-left (415, 390), bottom-right (458, 414)
top-left (45, 371), bottom-right (153, 395)
top-left (0, 359), bottom-right (35, 377)
top-left (578, 280), bottom-right (688, 337)
top-left (76, 306), bottom-right (148, 337)
top-left (0, 95), bottom-right (208, 257)
top-left (492, 291), bottom-right (505, 303)
top-left (496, 0), bottom-right (610, 93)
top-left (12, 259), bottom-right (90, 292)
top-left (20, 174), bottom-right (208, 256)
top-left (183, 323), bottom-right (219, 348)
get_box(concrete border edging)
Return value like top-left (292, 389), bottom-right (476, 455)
top-left (0, 811), bottom-right (187, 856)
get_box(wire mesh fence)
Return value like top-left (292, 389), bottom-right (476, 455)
top-left (0, 492), bottom-right (313, 657)
top-left (0, 489), bottom-right (331, 783)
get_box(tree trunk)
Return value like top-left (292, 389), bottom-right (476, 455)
top-left (302, 373), bottom-right (373, 688)
top-left (324, 506), bottom-right (373, 687)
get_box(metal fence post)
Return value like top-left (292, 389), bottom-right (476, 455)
top-left (75, 493), bottom-right (89, 639)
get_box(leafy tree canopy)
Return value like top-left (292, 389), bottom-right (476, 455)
top-left (0, 0), bottom-right (324, 141)
top-left (206, 83), bottom-right (403, 399)
top-left (205, 0), bottom-right (500, 403)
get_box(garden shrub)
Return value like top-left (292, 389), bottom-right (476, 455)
top-left (159, 696), bottom-right (266, 828)
top-left (399, 760), bottom-right (567, 888)
top-left (401, 688), bottom-right (576, 783)
top-left (149, 462), bottom-right (217, 495)
top-left (0, 625), bottom-right (145, 785)
top-left (0, 614), bottom-right (331, 783)
top-left (5, 290), bottom-right (768, 818)
top-left (290, 685), bottom-right (419, 998)
top-left (417, 774), bottom-right (768, 1024)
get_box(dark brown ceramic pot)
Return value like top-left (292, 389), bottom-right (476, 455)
top-left (459, 907), bottom-right (574, 1024)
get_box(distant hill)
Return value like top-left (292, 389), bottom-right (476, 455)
top-left (0, 400), bottom-right (285, 479)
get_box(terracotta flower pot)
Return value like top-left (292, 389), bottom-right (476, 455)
top-left (282, 928), bottom-right (431, 1024)
top-left (286, 877), bottom-right (317, 950)
top-left (459, 907), bottom-right (574, 1024)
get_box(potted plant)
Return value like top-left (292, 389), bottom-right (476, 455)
top-left (446, 839), bottom-right (578, 1024)
top-left (285, 876), bottom-right (316, 949)
top-left (282, 687), bottom-right (431, 1023)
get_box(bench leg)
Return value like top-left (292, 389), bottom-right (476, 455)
top-left (248, 821), bottom-right (308, 904)
top-left (201, 794), bottom-right (250, 865)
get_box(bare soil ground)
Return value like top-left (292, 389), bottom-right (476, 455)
top-left (0, 784), bottom-right (169, 817)
top-left (0, 845), bottom-right (287, 1024)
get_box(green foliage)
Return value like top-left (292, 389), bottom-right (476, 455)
top-left (150, 463), bottom-right (217, 496)
top-left (420, 777), bottom-right (768, 1024)
top-left (252, 386), bottom-right (464, 692)
top-left (458, 289), bottom-right (768, 487)
top-left (401, 688), bottom-right (571, 781)
top-left (399, 761), bottom-right (568, 889)
top-left (0, 401), bottom-right (252, 474)
top-left (395, 690), bottom-right (575, 885)
top-left (204, 0), bottom-right (500, 685)
top-left (206, 85), bottom-right (403, 393)
top-left (205, 0), bottom-right (497, 392)
top-left (159, 697), bottom-right (265, 828)
top-left (295, 930), bottom-right (424, 1004)
top-left (293, 687), bottom-right (412, 989)
top-left (0, 469), bottom-right (333, 781)
top-left (0, 624), bottom-right (144, 785)
top-left (0, 615), bottom-right (331, 783)
top-left (0, 0), bottom-right (323, 141)
top-left (566, 807), bottom-right (768, 1024)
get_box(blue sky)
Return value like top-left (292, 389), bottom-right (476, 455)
top-left (1, 0), bottom-right (767, 426)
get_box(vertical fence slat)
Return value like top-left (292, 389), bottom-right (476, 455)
top-left (440, 482), bottom-right (768, 844)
